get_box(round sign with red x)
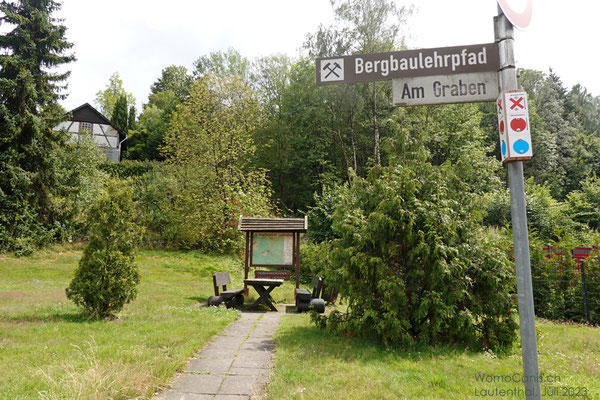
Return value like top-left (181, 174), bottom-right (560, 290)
top-left (497, 0), bottom-right (533, 30)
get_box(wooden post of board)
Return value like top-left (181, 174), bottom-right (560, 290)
top-left (244, 231), bottom-right (250, 296)
top-left (295, 232), bottom-right (300, 292)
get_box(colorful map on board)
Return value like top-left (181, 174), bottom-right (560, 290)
top-left (252, 233), bottom-right (293, 265)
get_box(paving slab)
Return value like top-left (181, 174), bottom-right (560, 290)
top-left (227, 367), bottom-right (270, 376)
top-left (186, 358), bottom-right (233, 374)
top-left (153, 310), bottom-right (283, 400)
top-left (217, 374), bottom-right (258, 395)
top-left (198, 346), bottom-right (239, 360)
top-left (231, 353), bottom-right (272, 369)
top-left (172, 373), bottom-right (223, 395)
top-left (156, 391), bottom-right (215, 400)
top-left (209, 336), bottom-right (247, 348)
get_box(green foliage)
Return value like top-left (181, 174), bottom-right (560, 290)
top-left (0, 0), bottom-right (74, 253)
top-left (125, 90), bottom-right (179, 161)
top-left (254, 58), bottom-right (345, 211)
top-left (530, 235), bottom-right (582, 321)
top-left (387, 103), bottom-right (503, 195)
top-left (305, 0), bottom-right (412, 56)
top-left (520, 69), bottom-right (600, 198)
top-left (125, 65), bottom-right (193, 161)
top-left (161, 74), bottom-right (272, 250)
top-left (525, 179), bottom-right (577, 239)
top-left (567, 174), bottom-right (600, 230)
top-left (483, 179), bottom-right (584, 242)
top-left (129, 168), bottom-right (178, 248)
top-left (585, 245), bottom-right (600, 323)
top-left (127, 104), bottom-right (137, 132)
top-left (66, 180), bottom-right (142, 318)
top-left (99, 159), bottom-right (158, 178)
top-left (299, 240), bottom-right (332, 281)
top-left (94, 72), bottom-right (135, 117)
top-left (111, 94), bottom-right (128, 133)
top-left (306, 184), bottom-right (342, 242)
top-left (530, 234), bottom-right (600, 323)
top-left (51, 133), bottom-right (109, 241)
top-left (314, 164), bottom-right (517, 351)
top-left (150, 65), bottom-right (193, 100)
top-left (193, 47), bottom-right (251, 81)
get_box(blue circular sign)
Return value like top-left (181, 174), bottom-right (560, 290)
top-left (501, 140), bottom-right (507, 156)
top-left (513, 139), bottom-right (530, 154)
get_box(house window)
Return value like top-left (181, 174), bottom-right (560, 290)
top-left (79, 122), bottom-right (93, 133)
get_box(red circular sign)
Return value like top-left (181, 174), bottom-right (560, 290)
top-left (510, 117), bottom-right (527, 132)
top-left (497, 0), bottom-right (533, 30)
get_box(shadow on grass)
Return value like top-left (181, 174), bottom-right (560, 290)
top-left (0, 311), bottom-right (116, 324)
top-left (185, 296), bottom-right (208, 303)
top-left (2, 311), bottom-right (108, 324)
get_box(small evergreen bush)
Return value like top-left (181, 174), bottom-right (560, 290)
top-left (66, 179), bottom-right (142, 318)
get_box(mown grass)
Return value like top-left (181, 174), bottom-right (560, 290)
top-left (267, 313), bottom-right (600, 399)
top-left (0, 246), bottom-right (253, 399)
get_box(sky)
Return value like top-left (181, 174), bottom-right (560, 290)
top-left (52, 0), bottom-right (600, 113)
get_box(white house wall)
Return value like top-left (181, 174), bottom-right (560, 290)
top-left (54, 121), bottom-right (122, 161)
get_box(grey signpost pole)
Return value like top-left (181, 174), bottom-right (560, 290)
top-left (495, 7), bottom-right (541, 400)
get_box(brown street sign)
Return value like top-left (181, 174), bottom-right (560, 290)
top-left (316, 43), bottom-right (499, 85)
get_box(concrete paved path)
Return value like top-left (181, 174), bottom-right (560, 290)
top-left (154, 311), bottom-right (282, 400)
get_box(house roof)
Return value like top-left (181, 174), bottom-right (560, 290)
top-left (67, 103), bottom-right (125, 140)
top-left (238, 216), bottom-right (308, 232)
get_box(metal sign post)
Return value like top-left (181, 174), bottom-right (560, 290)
top-left (495, 6), bottom-right (541, 400)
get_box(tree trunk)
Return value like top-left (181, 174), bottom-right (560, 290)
top-left (350, 113), bottom-right (358, 172)
top-left (372, 82), bottom-right (380, 165)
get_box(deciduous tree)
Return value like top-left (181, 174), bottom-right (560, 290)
top-left (162, 74), bottom-right (271, 249)
top-left (94, 72), bottom-right (135, 118)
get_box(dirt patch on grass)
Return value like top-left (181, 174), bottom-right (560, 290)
top-left (0, 290), bottom-right (66, 303)
top-left (0, 291), bottom-right (28, 300)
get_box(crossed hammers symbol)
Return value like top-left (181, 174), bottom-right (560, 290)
top-left (509, 97), bottom-right (525, 110)
top-left (323, 62), bottom-right (341, 79)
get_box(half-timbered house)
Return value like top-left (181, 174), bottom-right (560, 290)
top-left (54, 103), bottom-right (126, 161)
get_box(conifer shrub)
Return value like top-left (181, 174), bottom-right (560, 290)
top-left (66, 180), bottom-right (142, 318)
top-left (312, 163), bottom-right (518, 351)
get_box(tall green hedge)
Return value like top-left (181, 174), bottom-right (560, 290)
top-left (313, 164), bottom-right (518, 351)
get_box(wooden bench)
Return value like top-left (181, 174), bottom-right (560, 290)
top-left (208, 272), bottom-right (244, 308)
top-left (295, 276), bottom-right (325, 313)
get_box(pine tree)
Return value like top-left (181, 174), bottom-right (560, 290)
top-left (0, 0), bottom-right (75, 252)
top-left (111, 95), bottom-right (128, 133)
top-left (127, 105), bottom-right (137, 132)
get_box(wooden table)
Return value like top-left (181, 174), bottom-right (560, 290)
top-left (244, 278), bottom-right (284, 311)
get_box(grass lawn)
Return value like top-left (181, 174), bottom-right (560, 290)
top-left (7, 246), bottom-right (598, 399)
top-left (267, 312), bottom-right (600, 399)
top-left (0, 246), bottom-right (265, 399)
